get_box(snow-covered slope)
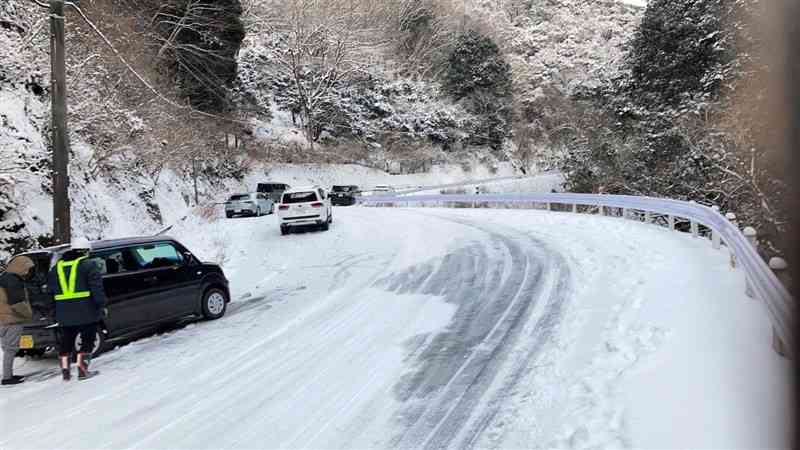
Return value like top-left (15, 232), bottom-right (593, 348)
top-left (0, 207), bottom-right (789, 449)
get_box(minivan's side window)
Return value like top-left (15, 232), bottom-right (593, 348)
top-left (94, 248), bottom-right (140, 275)
top-left (132, 243), bottom-right (183, 270)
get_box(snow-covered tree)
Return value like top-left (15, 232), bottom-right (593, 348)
top-left (152, 0), bottom-right (246, 113)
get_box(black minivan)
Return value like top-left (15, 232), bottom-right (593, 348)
top-left (12, 236), bottom-right (230, 356)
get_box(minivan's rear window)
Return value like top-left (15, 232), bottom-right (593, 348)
top-left (283, 192), bottom-right (318, 204)
top-left (229, 194), bottom-right (251, 201)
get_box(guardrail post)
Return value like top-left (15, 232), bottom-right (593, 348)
top-left (743, 226), bottom-right (758, 298)
top-left (711, 206), bottom-right (721, 249)
top-left (572, 203), bottom-right (577, 214)
top-left (622, 208), bottom-right (628, 219)
top-left (668, 215), bottom-right (675, 231)
top-left (644, 210), bottom-right (652, 224)
top-left (725, 212), bottom-right (738, 228)
top-left (725, 213), bottom-right (738, 268)
top-left (688, 201), bottom-right (699, 238)
top-left (599, 205), bottom-right (605, 216)
top-left (546, 202), bottom-right (551, 211)
top-left (769, 257), bottom-right (789, 357)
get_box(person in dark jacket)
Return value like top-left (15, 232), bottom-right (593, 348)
top-left (0, 256), bottom-right (35, 385)
top-left (47, 237), bottom-right (108, 381)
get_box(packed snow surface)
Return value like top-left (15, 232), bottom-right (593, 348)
top-left (0, 207), bottom-right (790, 449)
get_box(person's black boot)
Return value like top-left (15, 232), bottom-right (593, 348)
top-left (1, 377), bottom-right (24, 385)
top-left (77, 353), bottom-right (98, 380)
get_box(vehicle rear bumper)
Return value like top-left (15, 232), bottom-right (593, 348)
top-left (226, 207), bottom-right (256, 215)
top-left (331, 197), bottom-right (354, 205)
top-left (280, 214), bottom-right (323, 227)
top-left (17, 323), bottom-right (58, 354)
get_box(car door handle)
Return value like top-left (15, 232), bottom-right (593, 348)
top-left (143, 276), bottom-right (158, 284)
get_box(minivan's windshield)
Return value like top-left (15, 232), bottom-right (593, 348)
top-left (283, 192), bottom-right (318, 203)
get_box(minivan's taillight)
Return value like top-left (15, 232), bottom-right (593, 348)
top-left (311, 202), bottom-right (323, 208)
top-left (278, 204), bottom-right (290, 210)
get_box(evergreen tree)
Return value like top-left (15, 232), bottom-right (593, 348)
top-left (626, 0), bottom-right (741, 107)
top-left (443, 31), bottom-right (512, 151)
top-left (443, 30), bottom-right (512, 100)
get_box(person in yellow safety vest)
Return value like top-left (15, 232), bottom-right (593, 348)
top-left (46, 237), bottom-right (108, 381)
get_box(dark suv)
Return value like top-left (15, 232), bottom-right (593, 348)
top-left (330, 185), bottom-right (361, 206)
top-left (12, 236), bottom-right (230, 356)
top-left (257, 182), bottom-right (291, 203)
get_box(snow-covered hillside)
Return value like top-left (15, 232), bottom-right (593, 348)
top-left (0, 207), bottom-right (789, 449)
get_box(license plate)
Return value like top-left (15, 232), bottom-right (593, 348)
top-left (19, 335), bottom-right (34, 349)
top-left (235, 209), bottom-right (242, 213)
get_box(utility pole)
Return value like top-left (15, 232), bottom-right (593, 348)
top-left (192, 154), bottom-right (199, 206)
top-left (461, 0), bottom-right (467, 32)
top-left (50, 0), bottom-right (71, 244)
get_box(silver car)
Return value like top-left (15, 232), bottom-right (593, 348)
top-left (225, 193), bottom-right (274, 218)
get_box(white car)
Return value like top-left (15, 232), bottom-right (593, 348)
top-left (225, 192), bottom-right (274, 218)
top-left (277, 186), bottom-right (333, 235)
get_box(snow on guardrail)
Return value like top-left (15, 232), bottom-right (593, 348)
top-left (360, 192), bottom-right (796, 355)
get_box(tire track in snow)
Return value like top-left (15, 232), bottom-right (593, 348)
top-left (385, 213), bottom-right (572, 450)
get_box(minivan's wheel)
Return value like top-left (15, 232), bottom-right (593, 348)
top-left (256, 207), bottom-right (262, 216)
top-left (320, 219), bottom-right (330, 231)
top-left (280, 225), bottom-right (290, 235)
top-left (202, 288), bottom-right (227, 320)
top-left (270, 204), bottom-right (275, 214)
top-left (226, 212), bottom-right (233, 219)
top-left (74, 328), bottom-right (107, 357)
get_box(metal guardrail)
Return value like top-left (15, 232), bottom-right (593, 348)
top-left (360, 192), bottom-right (795, 355)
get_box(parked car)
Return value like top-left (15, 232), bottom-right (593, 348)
top-left (13, 236), bottom-right (230, 357)
top-left (330, 185), bottom-right (361, 206)
top-left (225, 193), bottom-right (274, 218)
top-left (257, 182), bottom-right (291, 203)
top-left (277, 186), bottom-right (333, 235)
top-left (372, 184), bottom-right (395, 195)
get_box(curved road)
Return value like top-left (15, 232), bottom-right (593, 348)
top-left (6, 205), bottom-right (776, 449)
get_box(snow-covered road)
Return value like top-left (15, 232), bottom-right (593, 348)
top-left (0, 207), bottom-right (791, 449)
